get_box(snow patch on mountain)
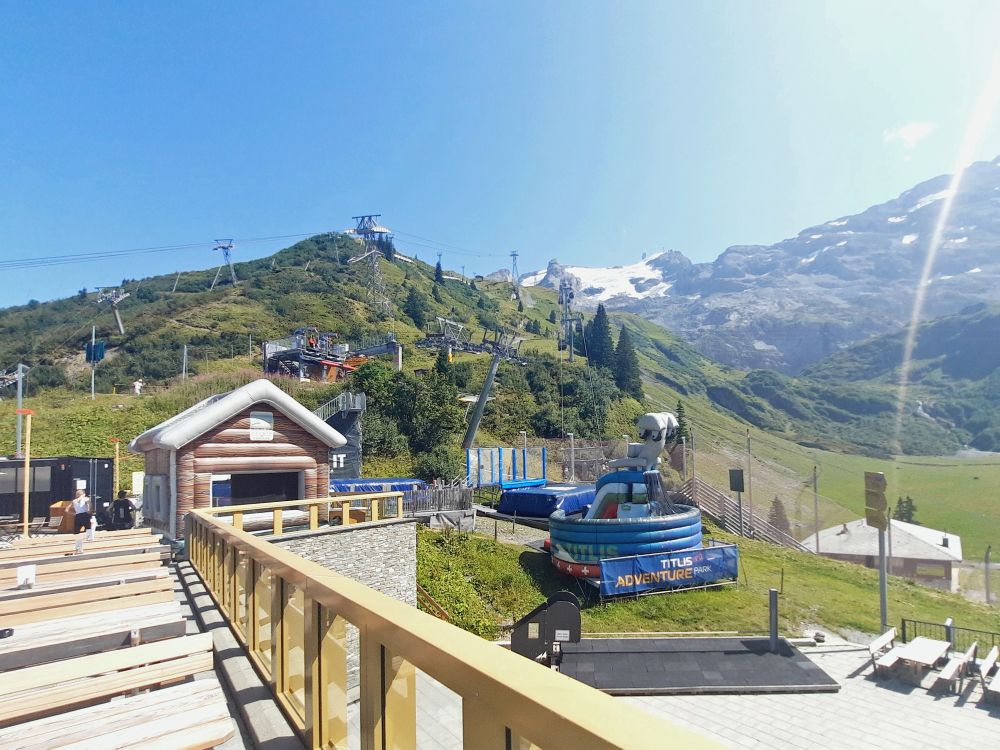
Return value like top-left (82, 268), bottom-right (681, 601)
top-left (521, 253), bottom-right (674, 302)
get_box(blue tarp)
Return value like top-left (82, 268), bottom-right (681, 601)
top-left (329, 477), bottom-right (426, 493)
top-left (598, 544), bottom-right (739, 597)
top-left (498, 484), bottom-right (596, 518)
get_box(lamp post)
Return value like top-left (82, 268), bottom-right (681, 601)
top-left (15, 408), bottom-right (33, 537)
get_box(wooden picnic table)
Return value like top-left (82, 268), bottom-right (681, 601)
top-left (896, 636), bottom-right (952, 683)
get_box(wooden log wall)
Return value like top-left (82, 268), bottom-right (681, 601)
top-left (171, 406), bottom-right (331, 536)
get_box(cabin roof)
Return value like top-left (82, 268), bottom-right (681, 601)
top-left (128, 379), bottom-right (346, 453)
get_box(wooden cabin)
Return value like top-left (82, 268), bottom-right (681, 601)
top-left (129, 379), bottom-right (346, 539)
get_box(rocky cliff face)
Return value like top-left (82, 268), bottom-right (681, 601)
top-left (523, 156), bottom-right (1000, 373)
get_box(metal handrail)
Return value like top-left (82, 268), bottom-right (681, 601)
top-left (187, 502), bottom-right (719, 750)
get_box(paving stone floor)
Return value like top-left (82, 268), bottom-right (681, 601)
top-left (345, 634), bottom-right (1000, 749)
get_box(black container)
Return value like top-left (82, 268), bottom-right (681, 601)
top-left (0, 456), bottom-right (114, 521)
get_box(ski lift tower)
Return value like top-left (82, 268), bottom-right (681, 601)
top-left (96, 287), bottom-right (131, 335)
top-left (349, 215), bottom-right (393, 314)
top-left (211, 239), bottom-right (238, 289)
top-left (559, 278), bottom-right (581, 362)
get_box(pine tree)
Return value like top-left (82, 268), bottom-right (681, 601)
top-left (432, 284), bottom-right (443, 303)
top-left (768, 497), bottom-right (791, 533)
top-left (893, 496), bottom-right (919, 524)
top-left (548, 310), bottom-right (557, 324)
top-left (403, 287), bottom-right (428, 330)
top-left (434, 260), bottom-right (444, 284)
top-left (586, 304), bottom-right (615, 369)
top-left (434, 347), bottom-right (452, 379)
top-left (675, 400), bottom-right (689, 439)
top-left (613, 327), bottom-right (643, 400)
top-left (517, 299), bottom-right (524, 312)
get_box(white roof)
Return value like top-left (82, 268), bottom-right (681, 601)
top-left (129, 379), bottom-right (346, 453)
top-left (801, 518), bottom-right (962, 562)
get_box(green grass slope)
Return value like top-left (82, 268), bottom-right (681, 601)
top-left (417, 527), bottom-right (998, 640)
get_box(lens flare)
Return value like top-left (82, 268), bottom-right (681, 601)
top-left (892, 50), bottom-right (1000, 453)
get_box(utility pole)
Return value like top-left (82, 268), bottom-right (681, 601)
top-left (746, 429), bottom-right (754, 537)
top-left (16, 408), bottom-right (33, 537)
top-left (510, 251), bottom-right (520, 295)
top-left (813, 465), bottom-right (820, 554)
top-left (172, 271), bottom-right (181, 292)
top-left (986, 545), bottom-right (992, 606)
top-left (110, 438), bottom-right (120, 497)
top-left (90, 326), bottom-right (97, 400)
top-left (249, 334), bottom-right (253, 361)
top-left (14, 363), bottom-right (26, 458)
top-left (182, 345), bottom-right (188, 380)
top-left (461, 265), bottom-right (465, 283)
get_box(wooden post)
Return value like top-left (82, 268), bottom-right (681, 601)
top-left (273, 508), bottom-right (283, 536)
top-left (370, 497), bottom-right (380, 523)
top-left (110, 438), bottom-right (121, 497)
top-left (15, 409), bottom-right (33, 537)
top-left (341, 500), bottom-right (351, 526)
top-left (309, 503), bottom-right (319, 530)
top-left (396, 493), bottom-right (403, 519)
top-left (232, 511), bottom-right (244, 531)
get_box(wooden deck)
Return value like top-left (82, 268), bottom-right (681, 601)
top-left (0, 529), bottom-right (236, 749)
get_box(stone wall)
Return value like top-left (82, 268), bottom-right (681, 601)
top-left (271, 518), bottom-right (417, 606)
top-left (270, 518), bottom-right (418, 693)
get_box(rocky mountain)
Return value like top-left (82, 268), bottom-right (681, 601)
top-left (523, 156), bottom-right (1000, 373)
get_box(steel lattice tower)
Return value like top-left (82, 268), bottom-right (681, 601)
top-left (211, 239), bottom-right (238, 289)
top-left (349, 215), bottom-right (392, 315)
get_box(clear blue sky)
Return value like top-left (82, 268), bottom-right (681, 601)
top-left (2, 1), bottom-right (999, 305)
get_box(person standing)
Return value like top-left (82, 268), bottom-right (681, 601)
top-left (132, 378), bottom-right (144, 396)
top-left (71, 489), bottom-right (92, 533)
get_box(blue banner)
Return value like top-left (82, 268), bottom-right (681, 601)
top-left (598, 544), bottom-right (739, 597)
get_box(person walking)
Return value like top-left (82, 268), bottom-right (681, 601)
top-left (71, 489), bottom-right (92, 533)
top-left (132, 378), bottom-right (144, 396)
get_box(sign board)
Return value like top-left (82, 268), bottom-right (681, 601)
top-left (249, 411), bottom-right (274, 441)
top-left (598, 544), bottom-right (739, 597)
top-left (864, 471), bottom-right (887, 531)
top-left (554, 629), bottom-right (570, 642)
top-left (729, 469), bottom-right (745, 493)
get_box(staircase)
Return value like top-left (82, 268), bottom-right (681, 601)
top-left (679, 477), bottom-right (811, 553)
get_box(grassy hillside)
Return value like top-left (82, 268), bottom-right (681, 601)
top-left (803, 303), bottom-right (1000, 451)
top-left (2, 233), bottom-right (998, 556)
top-left (417, 526), bottom-right (998, 640)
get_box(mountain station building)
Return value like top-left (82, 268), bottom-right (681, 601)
top-left (801, 518), bottom-right (963, 591)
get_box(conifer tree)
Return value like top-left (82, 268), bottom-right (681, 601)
top-left (768, 497), bottom-right (791, 534)
top-left (403, 287), bottom-right (428, 330)
top-left (434, 346), bottom-right (452, 379)
top-left (586, 304), bottom-right (615, 369)
top-left (548, 310), bottom-right (557, 324)
top-left (675, 400), bottom-right (690, 439)
top-left (434, 260), bottom-right (444, 284)
top-left (613, 327), bottom-right (643, 400)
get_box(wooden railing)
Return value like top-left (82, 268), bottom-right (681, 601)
top-left (680, 478), bottom-right (811, 553)
top-left (200, 493), bottom-right (406, 535)
top-left (187, 501), bottom-right (719, 750)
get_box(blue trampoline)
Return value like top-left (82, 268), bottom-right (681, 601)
top-left (329, 477), bottom-right (426, 493)
top-left (498, 484), bottom-right (596, 518)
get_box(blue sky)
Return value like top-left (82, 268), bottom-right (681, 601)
top-left (2, 1), bottom-right (999, 305)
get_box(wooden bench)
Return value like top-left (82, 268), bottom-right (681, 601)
top-left (935, 641), bottom-right (977, 694)
top-left (9, 527), bottom-right (154, 548)
top-left (0, 632), bottom-right (214, 726)
top-left (0, 551), bottom-right (163, 586)
top-left (868, 627), bottom-right (898, 674)
top-left (978, 645), bottom-right (998, 689)
top-left (987, 667), bottom-right (1000, 703)
top-left (0, 566), bottom-right (168, 599)
top-left (0, 601), bottom-right (186, 671)
top-left (0, 677), bottom-right (234, 750)
top-left (0, 535), bottom-right (165, 561)
top-left (0, 542), bottom-right (171, 570)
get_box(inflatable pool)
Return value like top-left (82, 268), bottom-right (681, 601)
top-left (548, 412), bottom-right (704, 578)
top-left (498, 483), bottom-right (596, 517)
top-left (549, 470), bottom-right (702, 573)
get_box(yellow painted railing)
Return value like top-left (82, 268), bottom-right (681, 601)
top-left (199, 493), bottom-right (405, 535)
top-left (187, 501), bottom-right (720, 750)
